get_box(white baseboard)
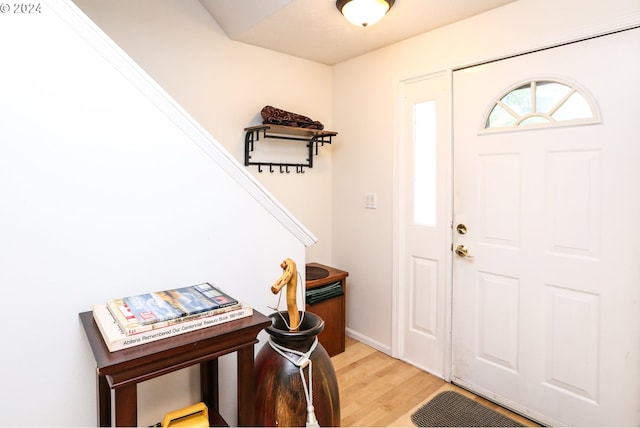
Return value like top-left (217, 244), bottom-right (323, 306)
top-left (345, 328), bottom-right (392, 355)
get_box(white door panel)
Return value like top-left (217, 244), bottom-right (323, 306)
top-left (452, 28), bottom-right (640, 426)
top-left (396, 72), bottom-right (451, 376)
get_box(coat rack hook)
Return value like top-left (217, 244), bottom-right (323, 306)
top-left (258, 164), bottom-right (263, 173)
top-left (269, 164), bottom-right (274, 173)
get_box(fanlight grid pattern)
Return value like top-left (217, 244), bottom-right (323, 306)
top-left (486, 80), bottom-right (595, 129)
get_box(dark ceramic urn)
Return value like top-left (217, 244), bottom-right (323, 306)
top-left (254, 311), bottom-right (340, 427)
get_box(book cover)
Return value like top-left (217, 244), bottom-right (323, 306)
top-left (107, 296), bottom-right (243, 336)
top-left (159, 286), bottom-right (218, 315)
top-left (124, 292), bottom-right (184, 325)
top-left (92, 303), bottom-right (253, 352)
top-left (163, 300), bottom-right (242, 325)
top-left (193, 283), bottom-right (238, 308)
top-left (107, 283), bottom-right (241, 334)
top-left (106, 298), bottom-right (161, 335)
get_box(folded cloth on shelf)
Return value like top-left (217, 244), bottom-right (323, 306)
top-left (261, 105), bottom-right (324, 130)
top-left (306, 281), bottom-right (343, 305)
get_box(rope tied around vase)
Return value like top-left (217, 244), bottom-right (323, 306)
top-left (268, 336), bottom-right (320, 427)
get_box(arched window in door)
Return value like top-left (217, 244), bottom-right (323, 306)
top-left (484, 79), bottom-right (599, 130)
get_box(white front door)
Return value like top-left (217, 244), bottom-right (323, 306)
top-left (452, 28), bottom-right (640, 426)
top-left (395, 71), bottom-right (451, 376)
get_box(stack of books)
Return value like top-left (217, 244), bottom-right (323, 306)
top-left (92, 283), bottom-right (252, 352)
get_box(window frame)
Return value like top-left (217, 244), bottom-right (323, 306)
top-left (479, 77), bottom-right (601, 134)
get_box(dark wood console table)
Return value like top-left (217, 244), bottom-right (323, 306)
top-left (79, 310), bottom-right (270, 427)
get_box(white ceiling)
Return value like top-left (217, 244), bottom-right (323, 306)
top-left (199, 0), bottom-right (517, 65)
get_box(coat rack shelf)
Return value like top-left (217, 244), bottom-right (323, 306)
top-left (244, 124), bottom-right (337, 173)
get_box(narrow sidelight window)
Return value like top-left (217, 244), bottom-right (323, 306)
top-left (413, 100), bottom-right (437, 226)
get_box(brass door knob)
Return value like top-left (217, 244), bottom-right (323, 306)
top-left (455, 244), bottom-right (474, 258)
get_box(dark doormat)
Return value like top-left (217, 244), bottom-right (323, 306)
top-left (411, 390), bottom-right (526, 427)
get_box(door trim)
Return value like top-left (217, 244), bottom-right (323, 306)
top-left (392, 70), bottom-right (454, 381)
top-left (452, 16), bottom-right (640, 73)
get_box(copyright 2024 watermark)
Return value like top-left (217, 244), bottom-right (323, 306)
top-left (0, 3), bottom-right (42, 14)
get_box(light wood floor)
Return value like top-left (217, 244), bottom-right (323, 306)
top-left (331, 336), bottom-right (540, 427)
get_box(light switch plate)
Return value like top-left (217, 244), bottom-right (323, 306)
top-left (365, 192), bottom-right (377, 209)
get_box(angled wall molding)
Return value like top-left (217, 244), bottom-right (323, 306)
top-left (51, 0), bottom-right (317, 247)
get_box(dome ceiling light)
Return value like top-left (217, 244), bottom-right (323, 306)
top-left (336, 0), bottom-right (396, 28)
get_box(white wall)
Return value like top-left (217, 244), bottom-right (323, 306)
top-left (72, 0), bottom-right (335, 265)
top-left (0, 2), bottom-right (307, 426)
top-left (331, 0), bottom-right (640, 351)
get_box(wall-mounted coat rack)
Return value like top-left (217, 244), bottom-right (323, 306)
top-left (244, 124), bottom-right (337, 173)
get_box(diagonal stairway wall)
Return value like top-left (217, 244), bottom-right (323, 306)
top-left (0, 1), bottom-right (313, 425)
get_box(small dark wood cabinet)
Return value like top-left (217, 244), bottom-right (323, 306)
top-left (305, 263), bottom-right (348, 357)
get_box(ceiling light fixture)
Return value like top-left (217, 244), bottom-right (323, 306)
top-left (336, 0), bottom-right (395, 28)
